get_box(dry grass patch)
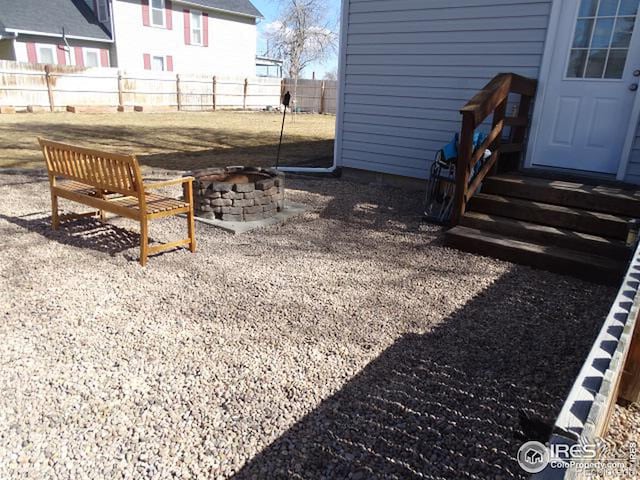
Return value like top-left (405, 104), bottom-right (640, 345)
top-left (0, 111), bottom-right (335, 171)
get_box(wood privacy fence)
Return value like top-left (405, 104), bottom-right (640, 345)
top-left (0, 61), bottom-right (337, 113)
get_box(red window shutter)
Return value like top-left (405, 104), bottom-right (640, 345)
top-left (56, 46), bottom-right (67, 65)
top-left (26, 42), bottom-right (37, 63)
top-left (203, 12), bottom-right (209, 47)
top-left (165, 0), bottom-right (173, 29)
top-left (100, 49), bottom-right (109, 67)
top-left (142, 0), bottom-right (150, 26)
top-left (143, 53), bottom-right (151, 70)
top-left (74, 47), bottom-right (84, 67)
top-left (166, 55), bottom-right (173, 71)
top-left (183, 9), bottom-right (190, 45)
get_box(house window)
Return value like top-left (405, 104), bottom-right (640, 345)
top-left (151, 0), bottom-right (165, 27)
top-left (152, 55), bottom-right (165, 71)
top-left (84, 49), bottom-right (100, 67)
top-left (37, 45), bottom-right (55, 64)
top-left (97, 0), bottom-right (109, 22)
top-left (566, 0), bottom-right (640, 79)
top-left (191, 10), bottom-right (202, 45)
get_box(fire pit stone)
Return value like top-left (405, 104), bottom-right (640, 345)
top-left (189, 166), bottom-right (285, 222)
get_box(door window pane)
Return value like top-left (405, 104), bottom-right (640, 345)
top-left (574, 19), bottom-right (595, 47)
top-left (579, 0), bottom-right (599, 16)
top-left (585, 49), bottom-right (608, 77)
top-left (592, 18), bottom-right (615, 47)
top-left (568, 49), bottom-right (588, 77)
top-left (620, 0), bottom-right (640, 15)
top-left (567, 0), bottom-right (637, 78)
top-left (612, 16), bottom-right (635, 46)
top-left (598, 0), bottom-right (621, 16)
top-left (605, 49), bottom-right (629, 76)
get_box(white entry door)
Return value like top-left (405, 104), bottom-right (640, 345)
top-left (530, 0), bottom-right (640, 174)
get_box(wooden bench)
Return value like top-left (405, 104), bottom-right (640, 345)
top-left (38, 138), bottom-right (196, 266)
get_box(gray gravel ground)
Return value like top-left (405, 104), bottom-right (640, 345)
top-left (0, 170), bottom-right (618, 479)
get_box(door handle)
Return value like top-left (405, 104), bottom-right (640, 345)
top-left (634, 70), bottom-right (640, 77)
top-left (631, 84), bottom-right (639, 91)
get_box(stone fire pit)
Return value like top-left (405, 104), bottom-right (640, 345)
top-left (191, 166), bottom-right (285, 222)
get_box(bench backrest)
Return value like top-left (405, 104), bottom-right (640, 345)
top-left (39, 138), bottom-right (143, 197)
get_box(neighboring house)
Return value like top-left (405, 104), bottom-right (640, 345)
top-left (333, 0), bottom-right (640, 185)
top-left (0, 0), bottom-right (262, 76)
top-left (256, 55), bottom-right (283, 77)
top-left (112, 0), bottom-right (261, 75)
top-left (0, 0), bottom-right (112, 68)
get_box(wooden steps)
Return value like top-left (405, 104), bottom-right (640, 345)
top-left (445, 173), bottom-right (639, 284)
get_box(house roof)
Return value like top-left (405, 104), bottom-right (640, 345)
top-left (180, 0), bottom-right (263, 19)
top-left (0, 0), bottom-right (111, 41)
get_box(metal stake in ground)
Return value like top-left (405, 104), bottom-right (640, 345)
top-left (276, 91), bottom-right (291, 169)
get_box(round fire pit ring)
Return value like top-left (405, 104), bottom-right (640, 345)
top-left (191, 166), bottom-right (285, 222)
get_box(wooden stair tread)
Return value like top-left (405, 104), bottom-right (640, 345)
top-left (483, 174), bottom-right (640, 217)
top-left (446, 226), bottom-right (626, 283)
top-left (460, 211), bottom-right (631, 260)
top-left (469, 193), bottom-right (630, 240)
top-left (493, 173), bottom-right (640, 199)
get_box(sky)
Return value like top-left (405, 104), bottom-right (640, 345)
top-left (251, 0), bottom-right (341, 79)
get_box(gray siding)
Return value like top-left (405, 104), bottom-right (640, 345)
top-left (337, 0), bottom-right (553, 179)
top-left (624, 125), bottom-right (640, 184)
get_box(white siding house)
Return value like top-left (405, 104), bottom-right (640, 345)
top-left (111, 0), bottom-right (259, 75)
top-left (0, 0), bottom-right (261, 77)
top-left (334, 0), bottom-right (640, 185)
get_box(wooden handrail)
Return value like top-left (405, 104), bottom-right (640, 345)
top-left (450, 73), bottom-right (537, 226)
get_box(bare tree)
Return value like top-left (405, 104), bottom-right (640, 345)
top-left (323, 68), bottom-right (338, 81)
top-left (264, 0), bottom-right (338, 79)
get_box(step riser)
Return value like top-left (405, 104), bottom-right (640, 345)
top-left (483, 177), bottom-right (640, 218)
top-left (446, 233), bottom-right (623, 285)
top-left (459, 215), bottom-right (631, 261)
top-left (469, 196), bottom-right (629, 240)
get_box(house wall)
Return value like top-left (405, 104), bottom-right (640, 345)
top-left (0, 40), bottom-right (16, 61)
top-left (112, 0), bottom-right (257, 76)
top-left (13, 35), bottom-right (111, 67)
top-left (625, 126), bottom-right (640, 184)
top-left (336, 0), bottom-right (554, 179)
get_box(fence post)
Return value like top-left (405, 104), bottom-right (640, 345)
top-left (320, 80), bottom-right (326, 114)
top-left (212, 75), bottom-right (217, 111)
top-left (176, 74), bottom-right (182, 111)
top-left (117, 70), bottom-right (124, 111)
top-left (243, 78), bottom-right (248, 110)
top-left (44, 65), bottom-right (54, 112)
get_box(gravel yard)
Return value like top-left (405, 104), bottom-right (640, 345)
top-left (0, 169), bottom-right (623, 479)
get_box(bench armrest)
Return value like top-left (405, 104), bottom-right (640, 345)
top-left (144, 176), bottom-right (195, 190)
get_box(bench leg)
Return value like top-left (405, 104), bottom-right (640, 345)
top-left (185, 181), bottom-right (196, 253)
top-left (140, 218), bottom-right (149, 266)
top-left (51, 193), bottom-right (59, 230)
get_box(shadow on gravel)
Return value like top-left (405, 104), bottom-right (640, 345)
top-left (232, 271), bottom-right (612, 480)
top-left (0, 213), bottom-right (140, 255)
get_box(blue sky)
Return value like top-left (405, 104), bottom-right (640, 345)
top-left (251, 0), bottom-right (341, 78)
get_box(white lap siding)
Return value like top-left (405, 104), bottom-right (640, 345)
top-left (336, 0), bottom-right (553, 179)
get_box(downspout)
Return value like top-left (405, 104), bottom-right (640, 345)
top-left (276, 0), bottom-right (348, 176)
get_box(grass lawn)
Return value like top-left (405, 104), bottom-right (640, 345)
top-left (0, 111), bottom-right (335, 171)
